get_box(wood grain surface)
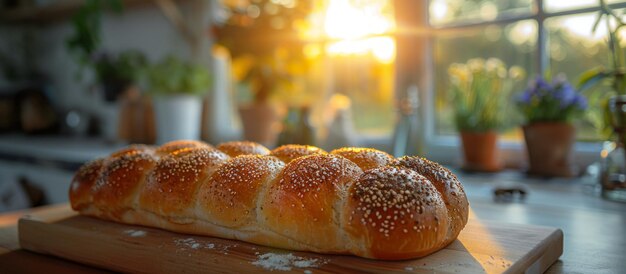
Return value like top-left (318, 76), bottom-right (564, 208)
top-left (18, 204), bottom-right (562, 274)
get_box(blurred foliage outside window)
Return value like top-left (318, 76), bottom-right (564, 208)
top-left (433, 20), bottom-right (537, 140)
top-left (430, 0), bottom-right (626, 142)
top-left (214, 0), bottom-right (396, 136)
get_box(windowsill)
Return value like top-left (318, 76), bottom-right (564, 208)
top-left (424, 135), bottom-right (603, 170)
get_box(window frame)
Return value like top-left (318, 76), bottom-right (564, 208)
top-left (403, 0), bottom-right (626, 168)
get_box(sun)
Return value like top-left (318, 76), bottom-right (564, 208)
top-left (302, 0), bottom-right (396, 63)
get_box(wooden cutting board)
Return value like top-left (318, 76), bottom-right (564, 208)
top-left (18, 204), bottom-right (562, 274)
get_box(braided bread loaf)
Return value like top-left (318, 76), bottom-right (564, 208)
top-left (69, 140), bottom-right (468, 260)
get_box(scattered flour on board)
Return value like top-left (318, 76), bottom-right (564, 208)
top-left (304, 270), bottom-right (312, 274)
top-left (405, 266), bottom-right (414, 271)
top-left (173, 238), bottom-right (218, 250)
top-left (251, 253), bottom-right (324, 271)
top-left (123, 229), bottom-right (146, 237)
top-left (174, 238), bottom-right (204, 249)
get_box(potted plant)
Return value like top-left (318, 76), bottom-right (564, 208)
top-left (517, 76), bottom-right (587, 177)
top-left (448, 58), bottom-right (524, 172)
top-left (579, 0), bottom-right (626, 142)
top-left (90, 51), bottom-right (147, 101)
top-left (66, 0), bottom-right (151, 142)
top-left (578, 0), bottom-right (626, 200)
top-left (146, 55), bottom-right (212, 144)
top-left (66, 0), bottom-right (132, 102)
top-left (212, 1), bottom-right (313, 146)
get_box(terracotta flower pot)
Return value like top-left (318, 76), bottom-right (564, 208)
top-left (523, 122), bottom-right (576, 177)
top-left (460, 131), bottom-right (502, 172)
top-left (238, 102), bottom-right (280, 147)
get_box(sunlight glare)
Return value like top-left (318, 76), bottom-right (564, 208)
top-left (324, 0), bottom-right (390, 39)
top-left (562, 14), bottom-right (606, 41)
top-left (326, 36), bottom-right (396, 63)
top-left (320, 0), bottom-right (395, 63)
top-left (430, 0), bottom-right (449, 22)
top-left (545, 0), bottom-right (596, 12)
top-left (507, 21), bottom-right (537, 45)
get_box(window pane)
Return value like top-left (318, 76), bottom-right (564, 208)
top-left (433, 20), bottom-right (538, 138)
top-left (545, 0), bottom-right (626, 13)
top-left (221, 0), bottom-right (396, 139)
top-left (546, 12), bottom-right (622, 141)
top-left (323, 53), bottom-right (396, 135)
top-left (301, 0), bottom-right (396, 135)
top-left (429, 0), bottom-right (533, 26)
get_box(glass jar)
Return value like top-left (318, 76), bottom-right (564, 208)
top-left (600, 141), bottom-right (626, 202)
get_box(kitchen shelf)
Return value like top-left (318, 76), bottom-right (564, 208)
top-left (0, 0), bottom-right (173, 24)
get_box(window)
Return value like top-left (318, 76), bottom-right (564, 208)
top-left (217, 0), bottom-right (397, 139)
top-left (433, 20), bottom-right (538, 139)
top-left (427, 0), bottom-right (626, 145)
top-left (429, 0), bottom-right (533, 26)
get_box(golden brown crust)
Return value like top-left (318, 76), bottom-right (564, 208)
top-left (155, 140), bottom-right (213, 155)
top-left (344, 167), bottom-right (449, 259)
top-left (270, 144), bottom-right (326, 163)
top-left (92, 151), bottom-right (157, 218)
top-left (139, 147), bottom-right (229, 220)
top-left (217, 141), bottom-right (270, 157)
top-left (70, 141), bottom-right (469, 260)
top-left (330, 147), bottom-right (393, 171)
top-left (389, 156), bottom-right (469, 246)
top-left (69, 159), bottom-right (105, 211)
top-left (197, 155), bottom-right (284, 228)
top-left (109, 144), bottom-right (154, 158)
top-left (261, 154), bottom-right (362, 251)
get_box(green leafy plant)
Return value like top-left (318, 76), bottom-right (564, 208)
top-left (146, 55), bottom-right (212, 95)
top-left (448, 58), bottom-right (525, 132)
top-left (517, 75), bottom-right (588, 124)
top-left (65, 0), bottom-right (150, 102)
top-left (578, 0), bottom-right (626, 94)
top-left (577, 0), bottom-right (626, 138)
top-left (92, 51), bottom-right (147, 84)
top-left (66, 0), bottom-right (123, 70)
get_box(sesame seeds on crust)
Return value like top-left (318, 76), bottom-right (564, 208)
top-left (274, 154), bottom-right (362, 197)
top-left (349, 166), bottom-right (444, 238)
top-left (390, 156), bottom-right (464, 194)
top-left (330, 147), bottom-right (393, 171)
top-left (270, 144), bottom-right (326, 163)
top-left (217, 141), bottom-right (270, 157)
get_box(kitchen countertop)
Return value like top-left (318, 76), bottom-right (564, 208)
top-left (0, 134), bottom-right (125, 167)
top-left (0, 171), bottom-right (624, 273)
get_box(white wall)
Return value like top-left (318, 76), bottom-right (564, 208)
top-left (51, 4), bottom-right (193, 110)
top-left (2, 4), bottom-right (197, 112)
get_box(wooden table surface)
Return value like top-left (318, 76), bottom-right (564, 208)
top-left (0, 170), bottom-right (624, 273)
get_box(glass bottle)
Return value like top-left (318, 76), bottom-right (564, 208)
top-left (600, 141), bottom-right (626, 202)
top-left (294, 106), bottom-right (316, 146)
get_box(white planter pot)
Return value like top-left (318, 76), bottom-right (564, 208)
top-left (100, 103), bottom-right (121, 143)
top-left (153, 95), bottom-right (202, 144)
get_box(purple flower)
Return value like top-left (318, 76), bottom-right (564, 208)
top-left (517, 90), bottom-right (532, 104)
top-left (531, 76), bottom-right (551, 93)
top-left (517, 75), bottom-right (587, 123)
top-left (572, 93), bottom-right (588, 110)
top-left (554, 82), bottom-right (577, 108)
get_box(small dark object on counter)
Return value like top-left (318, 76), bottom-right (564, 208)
top-left (0, 91), bottom-right (19, 132)
top-left (19, 177), bottom-right (47, 207)
top-left (493, 185), bottom-right (527, 202)
top-left (20, 88), bottom-right (58, 134)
